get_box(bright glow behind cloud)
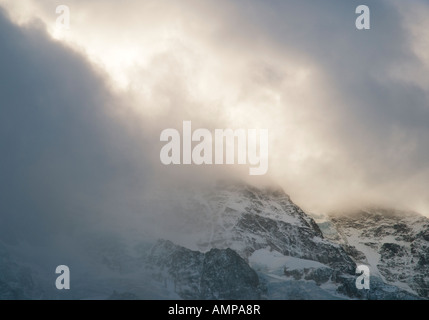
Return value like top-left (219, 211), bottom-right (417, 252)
top-left (2, 0), bottom-right (429, 215)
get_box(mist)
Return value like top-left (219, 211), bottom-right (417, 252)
top-left (1, 0), bottom-right (429, 265)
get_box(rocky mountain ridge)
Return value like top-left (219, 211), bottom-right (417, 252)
top-left (0, 182), bottom-right (427, 300)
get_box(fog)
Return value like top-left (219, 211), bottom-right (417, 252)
top-left (1, 0), bottom-right (429, 263)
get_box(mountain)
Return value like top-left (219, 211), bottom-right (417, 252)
top-left (318, 208), bottom-right (429, 298)
top-left (154, 181), bottom-right (421, 299)
top-left (0, 181), bottom-right (427, 299)
top-left (174, 181), bottom-right (355, 273)
top-left (146, 239), bottom-right (263, 299)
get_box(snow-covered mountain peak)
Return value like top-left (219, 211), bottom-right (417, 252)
top-left (322, 207), bottom-right (429, 297)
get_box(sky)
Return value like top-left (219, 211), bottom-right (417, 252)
top-left (1, 0), bottom-right (429, 239)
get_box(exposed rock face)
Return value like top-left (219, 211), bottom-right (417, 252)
top-left (174, 182), bottom-right (355, 273)
top-left (159, 183), bottom-right (425, 299)
top-left (324, 208), bottom-right (429, 298)
top-left (146, 240), bottom-right (262, 300)
top-left (142, 183), bottom-right (363, 299)
top-left (233, 213), bottom-right (355, 274)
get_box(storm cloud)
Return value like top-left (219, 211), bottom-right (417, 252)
top-left (1, 0), bottom-right (429, 245)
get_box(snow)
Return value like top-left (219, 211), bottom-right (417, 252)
top-left (323, 209), bottom-right (428, 297)
top-left (249, 248), bottom-right (328, 274)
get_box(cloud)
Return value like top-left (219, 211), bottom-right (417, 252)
top-left (1, 0), bottom-right (428, 233)
top-left (0, 7), bottom-right (155, 247)
top-left (0, 4), bottom-right (246, 262)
